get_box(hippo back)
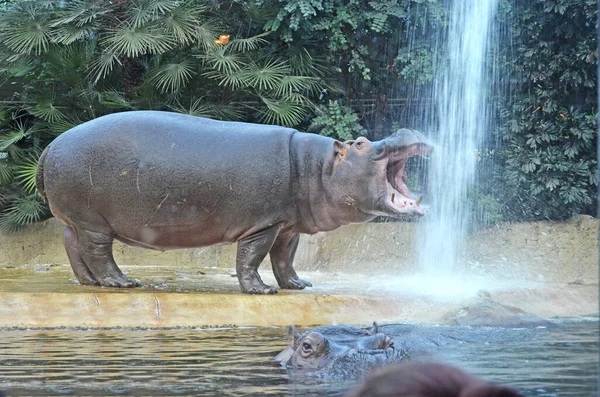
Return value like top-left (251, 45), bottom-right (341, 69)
top-left (42, 111), bottom-right (298, 248)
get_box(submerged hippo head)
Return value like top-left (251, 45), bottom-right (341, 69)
top-left (273, 323), bottom-right (397, 374)
top-left (329, 129), bottom-right (432, 218)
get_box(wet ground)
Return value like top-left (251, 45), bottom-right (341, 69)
top-left (0, 319), bottom-right (597, 396)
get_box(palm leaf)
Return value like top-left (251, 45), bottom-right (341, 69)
top-left (0, 127), bottom-right (26, 151)
top-left (0, 160), bottom-right (14, 185)
top-left (0, 194), bottom-right (44, 233)
top-left (197, 47), bottom-right (243, 75)
top-left (159, 1), bottom-right (206, 45)
top-left (258, 97), bottom-right (306, 127)
top-left (226, 32), bottom-right (271, 53)
top-left (243, 60), bottom-right (290, 91)
top-left (51, 24), bottom-right (96, 45)
top-left (272, 75), bottom-right (322, 97)
top-left (15, 156), bottom-right (38, 193)
top-left (170, 98), bottom-right (243, 121)
top-left (2, 19), bottom-right (52, 55)
top-left (50, 0), bottom-right (113, 28)
top-left (101, 90), bottom-right (131, 109)
top-left (87, 50), bottom-right (120, 83)
top-left (149, 60), bottom-right (195, 93)
top-left (28, 101), bottom-right (66, 123)
top-left (103, 24), bottom-right (174, 57)
top-left (130, 0), bottom-right (179, 28)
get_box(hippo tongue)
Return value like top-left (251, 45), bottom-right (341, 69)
top-left (387, 159), bottom-right (412, 199)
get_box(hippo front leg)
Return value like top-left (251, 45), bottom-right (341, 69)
top-left (270, 232), bottom-right (312, 290)
top-left (236, 224), bottom-right (283, 294)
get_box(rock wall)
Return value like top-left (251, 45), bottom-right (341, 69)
top-left (1, 216), bottom-right (597, 284)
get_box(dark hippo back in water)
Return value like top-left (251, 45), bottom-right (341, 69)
top-left (37, 111), bottom-right (432, 293)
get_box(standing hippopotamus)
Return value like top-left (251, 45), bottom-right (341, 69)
top-left (36, 111), bottom-right (431, 293)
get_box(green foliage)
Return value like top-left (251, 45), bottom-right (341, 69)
top-left (259, 0), bottom-right (444, 139)
top-left (495, 0), bottom-right (597, 220)
top-left (0, 0), bottom-right (331, 232)
top-left (308, 100), bottom-right (366, 141)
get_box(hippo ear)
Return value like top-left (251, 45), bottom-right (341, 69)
top-left (368, 321), bottom-right (379, 335)
top-left (333, 140), bottom-right (347, 158)
top-left (288, 325), bottom-right (301, 347)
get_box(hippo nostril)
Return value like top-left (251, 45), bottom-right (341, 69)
top-left (391, 193), bottom-right (395, 202)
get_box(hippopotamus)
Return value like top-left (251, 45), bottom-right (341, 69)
top-left (273, 323), bottom-right (405, 379)
top-left (36, 110), bottom-right (432, 293)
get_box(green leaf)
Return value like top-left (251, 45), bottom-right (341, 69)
top-left (103, 24), bottom-right (173, 57)
top-left (149, 60), bottom-right (195, 93)
top-left (15, 156), bottom-right (38, 193)
top-left (0, 194), bottom-right (44, 233)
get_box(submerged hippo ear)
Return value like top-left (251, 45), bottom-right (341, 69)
top-left (333, 140), bottom-right (348, 158)
top-left (288, 325), bottom-right (301, 347)
top-left (368, 321), bottom-right (379, 335)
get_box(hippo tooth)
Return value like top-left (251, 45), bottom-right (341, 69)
top-left (415, 195), bottom-right (423, 205)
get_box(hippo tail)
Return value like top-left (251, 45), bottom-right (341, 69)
top-left (35, 145), bottom-right (50, 203)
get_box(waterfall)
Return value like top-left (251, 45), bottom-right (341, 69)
top-left (417, 0), bottom-right (499, 275)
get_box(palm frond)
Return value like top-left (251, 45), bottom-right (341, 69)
top-left (50, 0), bottom-right (113, 28)
top-left (0, 160), bottom-right (14, 185)
top-left (195, 21), bottom-right (222, 50)
top-left (0, 55), bottom-right (36, 77)
top-left (15, 156), bottom-right (38, 194)
top-left (159, 1), bottom-right (206, 45)
top-left (0, 194), bottom-right (44, 233)
top-left (0, 125), bottom-right (27, 151)
top-left (170, 98), bottom-right (243, 121)
top-left (87, 50), bottom-right (120, 83)
top-left (272, 75), bottom-right (322, 97)
top-left (197, 47), bottom-right (243, 75)
top-left (101, 90), bottom-right (131, 109)
top-left (149, 60), bottom-right (195, 93)
top-left (243, 60), bottom-right (290, 91)
top-left (226, 32), bottom-right (271, 53)
top-left (47, 117), bottom-right (83, 135)
top-left (28, 101), bottom-right (66, 123)
top-left (130, 0), bottom-right (179, 28)
top-left (51, 24), bottom-right (96, 45)
top-left (2, 17), bottom-right (52, 55)
top-left (258, 97), bottom-right (306, 127)
top-left (103, 24), bottom-right (174, 57)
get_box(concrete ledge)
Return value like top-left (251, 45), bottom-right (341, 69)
top-left (0, 217), bottom-right (597, 328)
top-left (1, 283), bottom-right (597, 328)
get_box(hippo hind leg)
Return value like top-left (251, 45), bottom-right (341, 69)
top-left (236, 224), bottom-right (284, 294)
top-left (74, 226), bottom-right (139, 288)
top-left (270, 232), bottom-right (312, 290)
top-left (63, 226), bottom-right (99, 286)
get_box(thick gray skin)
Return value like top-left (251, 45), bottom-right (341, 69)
top-left (37, 110), bottom-right (430, 293)
top-left (273, 324), bottom-right (403, 379)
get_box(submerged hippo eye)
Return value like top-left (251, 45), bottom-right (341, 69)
top-left (302, 341), bottom-right (312, 352)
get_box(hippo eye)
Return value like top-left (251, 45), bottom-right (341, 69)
top-left (302, 342), bottom-right (312, 352)
top-left (355, 141), bottom-right (364, 148)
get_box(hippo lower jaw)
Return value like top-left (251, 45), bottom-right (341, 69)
top-left (374, 153), bottom-right (426, 217)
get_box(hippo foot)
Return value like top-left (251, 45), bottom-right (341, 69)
top-left (246, 285), bottom-right (278, 295)
top-left (99, 275), bottom-right (141, 288)
top-left (279, 277), bottom-right (313, 290)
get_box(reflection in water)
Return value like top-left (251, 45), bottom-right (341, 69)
top-left (0, 321), bottom-right (597, 396)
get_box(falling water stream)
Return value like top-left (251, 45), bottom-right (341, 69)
top-left (417, 0), bottom-right (499, 278)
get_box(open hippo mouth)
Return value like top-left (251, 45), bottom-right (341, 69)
top-left (376, 129), bottom-right (433, 216)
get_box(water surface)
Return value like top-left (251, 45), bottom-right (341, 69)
top-left (0, 320), bottom-right (597, 396)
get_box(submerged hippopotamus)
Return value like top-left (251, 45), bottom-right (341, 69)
top-left (273, 323), bottom-right (405, 379)
top-left (36, 111), bottom-right (431, 293)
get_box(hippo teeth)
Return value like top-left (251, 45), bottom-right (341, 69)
top-left (415, 195), bottom-right (423, 205)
